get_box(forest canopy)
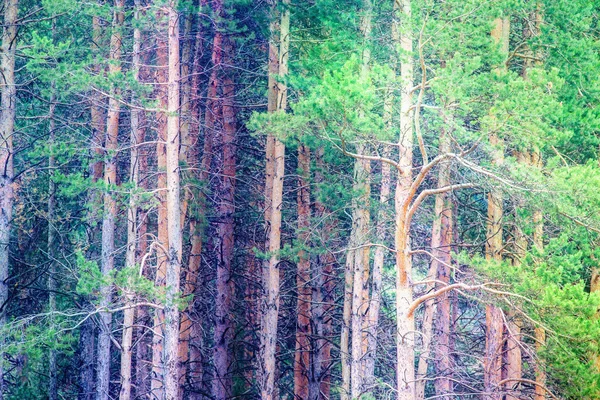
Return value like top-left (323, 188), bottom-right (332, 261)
top-left (1, 0), bottom-right (600, 399)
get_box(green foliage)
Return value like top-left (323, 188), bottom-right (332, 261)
top-left (75, 251), bottom-right (105, 298)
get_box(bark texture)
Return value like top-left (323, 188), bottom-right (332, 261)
top-left (394, 0), bottom-right (416, 398)
top-left (151, 4), bottom-right (170, 396)
top-left (294, 143), bottom-right (311, 399)
top-left (0, 2), bottom-right (18, 397)
top-left (162, 3), bottom-right (183, 398)
top-left (119, 2), bottom-right (144, 397)
top-left (260, 1), bottom-right (290, 398)
top-left (96, 2), bottom-right (124, 398)
top-left (484, 17), bottom-right (509, 400)
top-left (213, 31), bottom-right (237, 400)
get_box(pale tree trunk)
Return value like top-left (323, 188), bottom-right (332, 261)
top-left (484, 17), bottom-right (509, 400)
top-left (350, 149), bottom-right (372, 399)
top-left (97, 2), bottom-right (124, 399)
top-left (119, 2), bottom-right (144, 397)
top-left (264, 1), bottom-right (280, 233)
top-left (394, 0), bottom-right (415, 398)
top-left (178, 10), bottom-right (195, 227)
top-left (340, 247), bottom-right (353, 400)
top-left (294, 143), bottom-right (311, 399)
top-left (152, 4), bottom-right (170, 396)
top-left (363, 91), bottom-right (393, 391)
top-left (349, 3), bottom-right (373, 398)
top-left (417, 122), bottom-right (453, 400)
top-left (0, 2), bottom-right (18, 398)
top-left (433, 116), bottom-right (454, 398)
top-left (48, 91), bottom-right (58, 400)
top-left (162, 3), bottom-right (182, 398)
top-left (260, 1), bottom-right (290, 398)
top-left (213, 32), bottom-right (237, 400)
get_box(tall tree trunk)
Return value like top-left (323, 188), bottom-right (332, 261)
top-left (484, 135), bottom-right (505, 400)
top-left (81, 10), bottom-right (108, 394)
top-left (294, 143), bottom-right (311, 399)
top-left (162, 3), bottom-right (183, 398)
top-left (80, 14), bottom-right (105, 398)
top-left (260, 1), bottom-right (290, 398)
top-left (394, 0), bottom-right (415, 398)
top-left (47, 92), bottom-right (58, 400)
top-left (364, 106), bottom-right (392, 393)
top-left (0, 2), bottom-right (18, 397)
top-left (416, 123), bottom-right (454, 399)
top-left (313, 148), bottom-right (334, 400)
top-left (182, 4), bottom-right (216, 397)
top-left (484, 139), bottom-right (505, 400)
top-left (151, 4), bottom-right (170, 396)
top-left (262, 22), bottom-right (280, 392)
top-left (213, 32), bottom-right (237, 400)
top-left (96, 2), bottom-right (124, 399)
top-left (133, 18), bottom-right (152, 400)
top-left (432, 119), bottom-right (454, 397)
top-left (349, 3), bottom-right (373, 397)
top-left (177, 10), bottom-right (197, 396)
top-left (505, 149), bottom-right (528, 400)
top-left (484, 17), bottom-right (509, 400)
top-left (340, 247), bottom-right (353, 400)
top-left (119, 2), bottom-right (144, 396)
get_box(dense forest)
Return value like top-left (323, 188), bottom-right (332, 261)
top-left (2, 0), bottom-right (600, 399)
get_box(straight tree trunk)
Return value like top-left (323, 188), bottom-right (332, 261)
top-left (0, 2), bottom-right (18, 397)
top-left (484, 142), bottom-right (505, 399)
top-left (505, 152), bottom-right (528, 400)
top-left (119, 2), bottom-right (144, 396)
top-left (151, 4), bottom-right (170, 396)
top-left (363, 92), bottom-right (393, 391)
top-left (81, 16), bottom-right (106, 390)
top-left (176, 11), bottom-right (196, 395)
top-left (213, 32), bottom-right (237, 400)
top-left (264, 2), bottom-right (280, 231)
top-left (313, 148), bottom-right (334, 400)
top-left (349, 3), bottom-right (373, 397)
top-left (340, 246), bottom-right (353, 400)
top-left (81, 37), bottom-right (104, 394)
top-left (182, 5), bottom-right (217, 397)
top-left (260, 1), bottom-right (290, 398)
top-left (133, 18), bottom-right (152, 400)
top-left (294, 143), bottom-right (311, 399)
top-left (416, 124), bottom-right (454, 400)
top-left (394, 0), bottom-right (416, 398)
top-left (163, 3), bottom-right (183, 398)
top-left (432, 120), bottom-right (454, 397)
top-left (96, 2), bottom-right (124, 399)
top-left (484, 17), bottom-right (509, 400)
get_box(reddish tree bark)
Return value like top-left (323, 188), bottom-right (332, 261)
top-left (294, 143), bottom-right (311, 399)
top-left (213, 31), bottom-right (237, 400)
